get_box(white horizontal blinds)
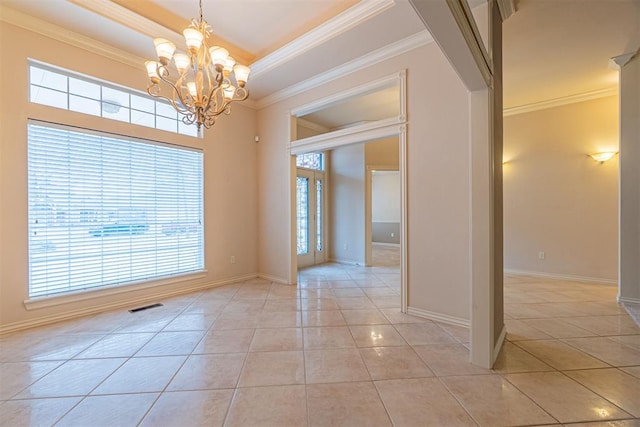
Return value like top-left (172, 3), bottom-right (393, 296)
top-left (28, 122), bottom-right (204, 298)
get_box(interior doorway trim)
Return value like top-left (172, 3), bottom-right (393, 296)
top-left (289, 127), bottom-right (407, 313)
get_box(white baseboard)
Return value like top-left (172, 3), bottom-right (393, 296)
top-left (0, 273), bottom-right (258, 336)
top-left (492, 323), bottom-right (507, 365)
top-left (372, 242), bottom-right (401, 248)
top-left (258, 273), bottom-right (291, 285)
top-left (407, 306), bottom-right (470, 328)
top-left (619, 296), bottom-right (640, 304)
top-left (327, 258), bottom-right (363, 266)
top-left (504, 269), bottom-right (617, 285)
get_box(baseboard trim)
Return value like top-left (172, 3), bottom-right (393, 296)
top-left (258, 273), bottom-right (291, 285)
top-left (407, 306), bottom-right (470, 328)
top-left (492, 323), bottom-right (507, 365)
top-left (326, 258), bottom-right (363, 267)
top-left (504, 269), bottom-right (617, 285)
top-left (0, 273), bottom-right (258, 336)
top-left (619, 296), bottom-right (640, 304)
top-left (372, 242), bottom-right (401, 248)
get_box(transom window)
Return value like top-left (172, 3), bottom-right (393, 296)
top-left (27, 122), bottom-right (204, 298)
top-left (29, 61), bottom-right (199, 137)
top-left (296, 152), bottom-right (323, 170)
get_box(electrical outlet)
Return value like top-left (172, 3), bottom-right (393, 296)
top-left (538, 251), bottom-right (545, 260)
top-left (391, 232), bottom-right (395, 237)
top-left (230, 256), bottom-right (236, 264)
top-left (343, 244), bottom-right (348, 251)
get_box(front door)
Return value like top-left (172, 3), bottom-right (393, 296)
top-left (296, 168), bottom-right (325, 268)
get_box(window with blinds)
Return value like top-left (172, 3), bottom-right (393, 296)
top-left (27, 121), bottom-right (204, 298)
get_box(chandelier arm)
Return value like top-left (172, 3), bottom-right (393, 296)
top-left (156, 70), bottom-right (193, 114)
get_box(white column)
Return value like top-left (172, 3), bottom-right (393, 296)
top-left (614, 50), bottom-right (640, 304)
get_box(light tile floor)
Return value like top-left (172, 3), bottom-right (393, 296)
top-left (1, 261), bottom-right (639, 426)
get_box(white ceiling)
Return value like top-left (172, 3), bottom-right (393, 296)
top-left (1, 0), bottom-right (639, 119)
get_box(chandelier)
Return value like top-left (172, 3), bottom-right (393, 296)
top-left (144, 0), bottom-right (250, 131)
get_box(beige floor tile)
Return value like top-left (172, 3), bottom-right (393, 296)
top-left (349, 324), bottom-right (407, 347)
top-left (395, 323), bottom-right (457, 345)
top-left (341, 309), bottom-right (390, 325)
top-left (335, 297), bottom-right (377, 309)
top-left (75, 333), bottom-right (154, 359)
top-left (268, 284), bottom-right (299, 299)
top-left (0, 397), bottom-right (81, 426)
top-left (563, 337), bottom-right (640, 366)
top-left (211, 313), bottom-right (260, 329)
top-left (360, 346), bottom-right (433, 380)
top-left (56, 393), bottom-right (157, 427)
top-left (505, 319), bottom-right (554, 341)
top-left (371, 296), bottom-right (401, 309)
top-left (522, 318), bottom-right (597, 338)
top-left (610, 334), bottom-right (640, 351)
top-left (493, 341), bottom-right (554, 373)
top-left (92, 356), bottom-right (185, 394)
top-left (135, 331), bottom-right (205, 356)
top-left (307, 381), bottom-right (392, 426)
top-left (167, 353), bottom-right (244, 390)
top-left (300, 297), bottom-right (340, 311)
top-left (564, 315), bottom-right (640, 336)
top-left (568, 421), bottom-right (640, 427)
top-left (333, 287), bottom-right (366, 297)
top-left (193, 328), bottom-right (254, 353)
top-left (414, 343), bottom-right (493, 376)
top-left (305, 348), bottom-right (371, 383)
top-left (0, 334), bottom-right (104, 363)
top-left (303, 326), bottom-right (356, 349)
top-left (249, 327), bottom-right (303, 351)
top-left (238, 351), bottom-right (304, 387)
top-left (505, 371), bottom-right (632, 423)
top-left (299, 289), bottom-right (336, 300)
top-left (566, 368), bottom-right (640, 417)
top-left (0, 360), bottom-right (63, 400)
top-left (375, 378), bottom-right (476, 426)
top-left (363, 287), bottom-right (399, 297)
top-left (224, 385), bottom-right (307, 427)
top-left (621, 366), bottom-right (640, 379)
top-left (162, 313), bottom-right (219, 331)
top-left (514, 339), bottom-right (610, 370)
top-left (257, 311), bottom-right (301, 328)
top-left (262, 298), bottom-right (301, 312)
top-left (441, 374), bottom-right (556, 426)
top-left (15, 358), bottom-right (125, 398)
top-left (302, 310), bottom-right (346, 327)
top-left (139, 389), bottom-right (233, 427)
top-left (329, 279), bottom-right (360, 288)
top-left (116, 316), bottom-right (173, 333)
top-left (437, 323), bottom-right (470, 343)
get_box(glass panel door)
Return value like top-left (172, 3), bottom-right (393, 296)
top-left (297, 168), bottom-right (325, 268)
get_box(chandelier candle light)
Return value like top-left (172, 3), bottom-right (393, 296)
top-left (144, 0), bottom-right (250, 131)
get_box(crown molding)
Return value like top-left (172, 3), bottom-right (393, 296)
top-left (249, 0), bottom-right (396, 78)
top-left (0, 5), bottom-right (144, 69)
top-left (503, 87), bottom-right (618, 117)
top-left (609, 49), bottom-right (639, 70)
top-left (497, 0), bottom-right (517, 21)
top-left (68, 0), bottom-right (180, 42)
top-left (256, 30), bottom-right (432, 109)
top-left (296, 118), bottom-right (331, 133)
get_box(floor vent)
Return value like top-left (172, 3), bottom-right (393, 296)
top-left (129, 303), bottom-right (163, 313)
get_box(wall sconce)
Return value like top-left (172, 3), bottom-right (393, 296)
top-left (588, 152), bottom-right (618, 163)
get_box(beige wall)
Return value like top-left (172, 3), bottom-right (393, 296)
top-left (257, 42), bottom-right (472, 323)
top-left (503, 96), bottom-right (619, 282)
top-left (328, 144), bottom-right (365, 264)
top-left (0, 22), bottom-right (258, 330)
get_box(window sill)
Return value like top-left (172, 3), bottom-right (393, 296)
top-left (23, 271), bottom-right (207, 311)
